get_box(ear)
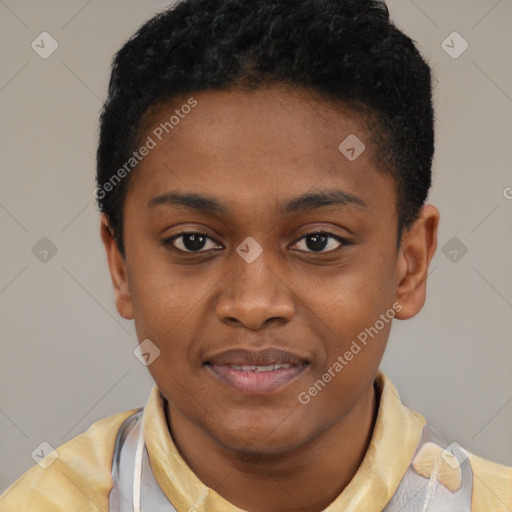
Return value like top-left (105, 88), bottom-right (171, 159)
top-left (100, 214), bottom-right (134, 320)
top-left (394, 204), bottom-right (440, 320)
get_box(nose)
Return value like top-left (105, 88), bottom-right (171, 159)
top-left (215, 252), bottom-right (295, 330)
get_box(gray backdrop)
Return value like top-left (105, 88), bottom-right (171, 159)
top-left (1, 0), bottom-right (511, 494)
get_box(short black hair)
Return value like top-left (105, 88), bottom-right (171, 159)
top-left (95, 0), bottom-right (434, 256)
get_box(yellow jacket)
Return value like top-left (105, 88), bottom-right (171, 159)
top-left (1, 372), bottom-right (511, 511)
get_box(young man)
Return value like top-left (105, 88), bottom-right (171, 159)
top-left (1, 0), bottom-right (510, 510)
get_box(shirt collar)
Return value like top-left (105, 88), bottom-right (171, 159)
top-left (142, 371), bottom-right (426, 512)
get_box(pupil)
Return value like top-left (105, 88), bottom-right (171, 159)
top-left (307, 233), bottom-right (328, 251)
top-left (184, 233), bottom-right (206, 251)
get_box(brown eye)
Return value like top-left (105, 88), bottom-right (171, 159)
top-left (291, 232), bottom-right (347, 253)
top-left (165, 232), bottom-right (222, 253)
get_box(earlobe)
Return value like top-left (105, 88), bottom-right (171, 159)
top-left (394, 204), bottom-right (439, 320)
top-left (100, 215), bottom-right (134, 320)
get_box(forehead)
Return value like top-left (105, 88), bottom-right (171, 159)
top-left (126, 85), bottom-right (395, 216)
top-left (140, 86), bottom-right (376, 164)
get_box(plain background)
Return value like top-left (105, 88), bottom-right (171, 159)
top-left (1, 0), bottom-right (511, 494)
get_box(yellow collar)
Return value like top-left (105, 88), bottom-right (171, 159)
top-left (142, 371), bottom-right (426, 512)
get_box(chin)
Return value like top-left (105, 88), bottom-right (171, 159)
top-left (221, 434), bottom-right (307, 456)
top-left (211, 414), bottom-right (314, 455)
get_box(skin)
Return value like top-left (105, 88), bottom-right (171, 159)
top-left (101, 85), bottom-right (439, 512)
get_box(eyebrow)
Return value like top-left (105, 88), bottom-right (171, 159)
top-left (147, 189), bottom-right (367, 215)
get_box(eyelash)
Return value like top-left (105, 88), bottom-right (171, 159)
top-left (163, 231), bottom-right (350, 255)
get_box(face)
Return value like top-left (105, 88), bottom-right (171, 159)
top-left (101, 86), bottom-right (438, 455)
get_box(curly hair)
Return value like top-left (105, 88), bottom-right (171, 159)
top-left (96, 0), bottom-right (434, 256)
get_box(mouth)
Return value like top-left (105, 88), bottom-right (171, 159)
top-left (203, 348), bottom-right (310, 394)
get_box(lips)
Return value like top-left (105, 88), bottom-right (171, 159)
top-left (204, 348), bottom-right (309, 394)
top-left (205, 348), bottom-right (309, 367)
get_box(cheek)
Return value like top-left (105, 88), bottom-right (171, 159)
top-left (127, 241), bottom-right (192, 315)
top-left (316, 257), bottom-right (395, 327)
top-left (126, 252), bottom-right (226, 386)
top-left (308, 252), bottom-right (395, 370)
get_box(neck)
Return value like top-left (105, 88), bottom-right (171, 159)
top-left (165, 382), bottom-right (379, 512)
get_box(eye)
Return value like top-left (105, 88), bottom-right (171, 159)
top-left (290, 232), bottom-right (348, 253)
top-left (164, 232), bottom-right (223, 253)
